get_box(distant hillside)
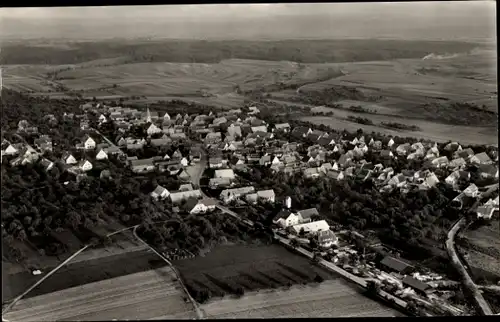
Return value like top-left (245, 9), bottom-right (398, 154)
top-left (1, 39), bottom-right (482, 66)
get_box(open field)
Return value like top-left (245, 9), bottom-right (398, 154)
top-left (2, 247), bottom-right (167, 303)
top-left (175, 243), bottom-right (340, 302)
top-left (460, 219), bottom-right (500, 278)
top-left (300, 115), bottom-right (497, 146)
top-left (200, 279), bottom-right (405, 318)
top-left (3, 267), bottom-right (196, 321)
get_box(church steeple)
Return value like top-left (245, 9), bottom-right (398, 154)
top-left (146, 107), bottom-right (152, 123)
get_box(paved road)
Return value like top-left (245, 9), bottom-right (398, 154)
top-left (446, 217), bottom-right (493, 315)
top-left (132, 226), bottom-right (205, 320)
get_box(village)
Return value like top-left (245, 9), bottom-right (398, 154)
top-left (1, 100), bottom-right (499, 317)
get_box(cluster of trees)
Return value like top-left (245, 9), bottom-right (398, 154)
top-left (349, 105), bottom-right (378, 114)
top-left (137, 211), bottom-right (274, 257)
top-left (2, 39), bottom-right (478, 65)
top-left (288, 85), bottom-right (369, 106)
top-left (381, 122), bottom-right (421, 131)
top-left (419, 102), bottom-right (497, 127)
top-left (347, 115), bottom-right (374, 125)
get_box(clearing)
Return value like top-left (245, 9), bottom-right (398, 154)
top-left (3, 267), bottom-right (195, 321)
top-left (200, 279), bottom-right (405, 318)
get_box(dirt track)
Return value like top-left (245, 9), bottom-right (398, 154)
top-left (201, 279), bottom-right (405, 318)
top-left (3, 267), bottom-right (196, 321)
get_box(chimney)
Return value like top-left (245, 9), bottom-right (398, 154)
top-left (285, 196), bottom-right (292, 209)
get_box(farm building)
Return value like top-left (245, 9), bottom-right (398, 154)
top-left (130, 158), bottom-right (156, 174)
top-left (379, 256), bottom-right (414, 275)
top-left (273, 210), bottom-right (301, 228)
top-left (297, 208), bottom-right (319, 223)
top-left (402, 276), bottom-right (432, 296)
top-left (96, 149), bottom-right (108, 160)
top-left (291, 220), bottom-right (330, 235)
top-left (316, 230), bottom-right (339, 248)
top-left (220, 186), bottom-right (255, 203)
top-left (170, 189), bottom-right (202, 204)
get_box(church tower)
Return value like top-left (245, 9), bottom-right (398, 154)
top-left (146, 107), bottom-right (152, 123)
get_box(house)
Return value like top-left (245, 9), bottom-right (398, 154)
top-left (337, 154), bottom-right (352, 168)
top-left (425, 146), bottom-right (440, 159)
top-left (274, 123), bottom-right (291, 132)
top-left (257, 189), bottom-right (275, 203)
top-left (209, 157), bottom-right (223, 169)
top-left (419, 173), bottom-right (440, 190)
top-left (220, 186), bottom-right (255, 203)
top-left (180, 157), bottom-right (189, 167)
top-left (291, 220), bottom-right (330, 235)
top-left (463, 184), bottom-right (480, 198)
top-left (62, 152), bottom-right (78, 165)
top-left (478, 164), bottom-right (499, 179)
top-left (449, 157), bottom-right (467, 170)
top-left (169, 189), bottom-right (202, 204)
top-left (190, 198), bottom-right (218, 214)
top-left (320, 162), bottom-right (333, 174)
top-left (171, 132), bottom-right (187, 140)
top-left (213, 116), bottom-right (228, 126)
top-left (146, 123), bottom-right (162, 136)
top-left (388, 174), bottom-right (407, 187)
top-left (396, 143), bottom-right (412, 156)
top-left (431, 156), bottom-right (449, 168)
top-left (316, 230), bottom-right (338, 248)
top-left (470, 152), bottom-right (492, 165)
top-left (151, 185), bottom-right (170, 200)
top-left (98, 114), bottom-right (107, 123)
top-left (215, 169), bottom-right (236, 180)
top-left (259, 154), bottom-right (272, 166)
top-left (297, 208), bottom-right (319, 223)
top-left (379, 256), bottom-right (414, 274)
top-left (82, 135), bottom-right (96, 150)
top-left (39, 158), bottom-right (54, 172)
top-left (209, 177), bottom-right (232, 188)
top-left (3, 143), bottom-right (21, 155)
top-left (402, 276), bottom-right (432, 296)
top-left (34, 137), bottom-right (53, 153)
top-left (245, 193), bottom-right (259, 204)
top-left (78, 159), bottom-right (93, 172)
top-left (445, 170), bottom-right (470, 188)
top-left (227, 125), bottom-right (242, 137)
top-left (130, 158), bottom-right (156, 174)
top-left (163, 112), bottom-right (171, 120)
top-left (304, 167), bottom-right (321, 179)
top-left (387, 138), bottom-right (395, 148)
top-left (454, 148), bottom-right (474, 160)
top-left (95, 149), bottom-right (108, 160)
top-left (356, 168), bottom-right (373, 182)
top-left (327, 170), bottom-right (345, 181)
top-left (273, 210), bottom-right (300, 228)
top-left (205, 132), bottom-right (222, 145)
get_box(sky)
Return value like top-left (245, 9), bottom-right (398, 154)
top-left (0, 2), bottom-right (496, 41)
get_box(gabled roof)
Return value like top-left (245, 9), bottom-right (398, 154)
top-left (297, 208), bottom-right (319, 219)
top-left (273, 210), bottom-right (293, 221)
top-left (472, 152), bottom-right (492, 163)
top-left (402, 276), bottom-right (430, 292)
top-left (380, 256), bottom-right (413, 273)
top-left (152, 185), bottom-right (168, 196)
top-left (257, 189), bottom-right (275, 199)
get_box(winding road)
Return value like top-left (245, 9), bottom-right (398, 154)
top-left (446, 217), bottom-right (493, 315)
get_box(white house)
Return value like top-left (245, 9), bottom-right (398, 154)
top-left (78, 160), bottom-right (93, 172)
top-left (251, 125), bottom-right (267, 133)
top-left (220, 186), bottom-right (255, 203)
top-left (98, 114), bottom-right (107, 123)
top-left (83, 136), bottom-right (96, 150)
top-left (257, 189), bottom-right (275, 203)
top-left (3, 144), bottom-right (19, 155)
top-left (180, 157), bottom-right (189, 167)
top-left (62, 152), bottom-right (78, 165)
top-left (147, 124), bottom-right (162, 136)
top-left (96, 149), bottom-right (108, 160)
top-left (151, 185), bottom-right (170, 200)
top-left (190, 199), bottom-right (218, 214)
top-left (273, 210), bottom-right (300, 228)
top-left (387, 138), bottom-right (395, 147)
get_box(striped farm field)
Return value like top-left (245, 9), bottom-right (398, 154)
top-left (201, 279), bottom-right (405, 318)
top-left (3, 267), bottom-right (196, 322)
